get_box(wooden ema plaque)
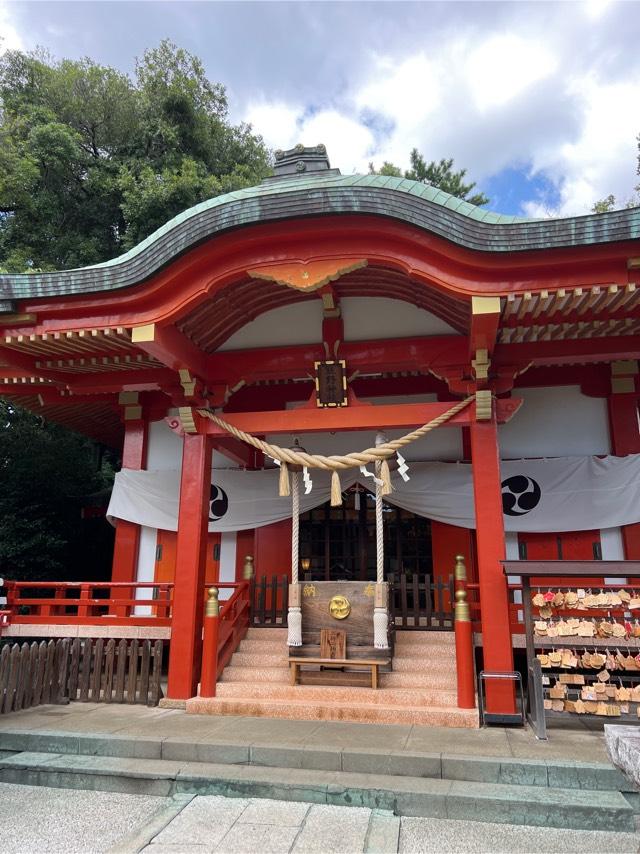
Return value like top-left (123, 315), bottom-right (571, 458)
top-left (295, 581), bottom-right (390, 666)
top-left (314, 360), bottom-right (347, 407)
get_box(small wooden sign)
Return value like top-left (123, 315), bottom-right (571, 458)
top-left (315, 360), bottom-right (347, 407)
top-left (320, 629), bottom-right (346, 660)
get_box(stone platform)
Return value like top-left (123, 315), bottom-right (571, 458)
top-left (0, 703), bottom-right (637, 831)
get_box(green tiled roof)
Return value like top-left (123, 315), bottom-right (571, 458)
top-left (1, 172), bottom-right (639, 301)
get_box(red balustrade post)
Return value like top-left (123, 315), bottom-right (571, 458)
top-left (78, 584), bottom-right (90, 618)
top-left (454, 555), bottom-right (476, 709)
top-left (200, 587), bottom-right (220, 698)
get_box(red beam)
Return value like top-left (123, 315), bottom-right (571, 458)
top-left (132, 323), bottom-right (208, 377)
top-left (496, 336), bottom-right (640, 367)
top-left (213, 436), bottom-right (261, 468)
top-left (198, 398), bottom-right (521, 435)
top-left (0, 344), bottom-right (68, 385)
top-left (67, 368), bottom-right (177, 395)
top-left (208, 335), bottom-right (469, 384)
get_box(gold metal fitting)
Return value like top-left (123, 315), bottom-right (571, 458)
top-left (454, 554), bottom-right (467, 582)
top-left (205, 586), bottom-right (219, 617)
top-left (454, 587), bottom-right (470, 622)
top-left (243, 555), bottom-right (254, 580)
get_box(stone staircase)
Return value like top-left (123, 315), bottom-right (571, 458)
top-left (186, 628), bottom-right (478, 728)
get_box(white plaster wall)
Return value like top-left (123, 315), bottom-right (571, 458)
top-left (219, 532), bottom-right (237, 602)
top-left (499, 386), bottom-right (610, 458)
top-left (134, 525), bottom-right (157, 615)
top-left (218, 297), bottom-right (458, 351)
top-left (340, 297), bottom-right (458, 340)
top-left (147, 419), bottom-right (183, 472)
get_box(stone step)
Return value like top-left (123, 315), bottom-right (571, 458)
top-left (187, 695), bottom-right (478, 728)
top-left (0, 750), bottom-right (633, 831)
top-left (215, 681), bottom-right (459, 706)
top-left (238, 639), bottom-right (291, 654)
top-left (230, 652), bottom-right (289, 668)
top-left (220, 666), bottom-right (290, 684)
top-left (0, 731), bottom-right (633, 796)
top-left (383, 671), bottom-right (458, 689)
top-left (391, 656), bottom-right (457, 674)
top-left (395, 632), bottom-right (456, 645)
top-left (245, 628), bottom-right (288, 641)
top-left (220, 667), bottom-right (458, 690)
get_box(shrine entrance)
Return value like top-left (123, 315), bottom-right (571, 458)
top-left (300, 488), bottom-right (432, 582)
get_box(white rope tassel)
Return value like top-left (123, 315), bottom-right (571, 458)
top-left (373, 453), bottom-right (390, 649)
top-left (287, 471), bottom-right (303, 646)
top-left (288, 606), bottom-right (302, 647)
top-left (374, 607), bottom-right (389, 650)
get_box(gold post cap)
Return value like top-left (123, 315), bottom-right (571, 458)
top-left (243, 555), bottom-right (254, 580)
top-left (205, 586), bottom-right (219, 617)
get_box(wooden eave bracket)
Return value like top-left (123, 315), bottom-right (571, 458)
top-left (470, 295), bottom-right (501, 358)
top-left (178, 406), bottom-right (198, 434)
top-left (475, 389), bottom-right (493, 421)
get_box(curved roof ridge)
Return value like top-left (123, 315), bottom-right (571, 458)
top-left (1, 172), bottom-right (638, 301)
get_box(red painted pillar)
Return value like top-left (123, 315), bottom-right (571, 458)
top-left (111, 419), bottom-right (148, 584)
top-left (167, 432), bottom-right (213, 699)
top-left (608, 391), bottom-right (640, 558)
top-left (470, 417), bottom-right (514, 712)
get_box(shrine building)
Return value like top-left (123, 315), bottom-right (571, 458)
top-left (2, 144), bottom-right (640, 726)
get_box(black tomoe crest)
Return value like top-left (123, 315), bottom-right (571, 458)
top-left (501, 475), bottom-right (541, 516)
top-left (209, 484), bottom-right (229, 520)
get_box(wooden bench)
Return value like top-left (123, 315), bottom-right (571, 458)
top-left (289, 657), bottom-right (390, 689)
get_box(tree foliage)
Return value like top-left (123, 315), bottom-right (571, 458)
top-left (0, 40), bottom-right (271, 271)
top-left (369, 147), bottom-right (489, 207)
top-left (0, 400), bottom-right (115, 579)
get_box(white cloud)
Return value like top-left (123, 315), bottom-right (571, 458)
top-left (525, 75), bottom-right (640, 217)
top-left (466, 34), bottom-right (558, 112)
top-left (0, 1), bottom-right (25, 53)
top-left (355, 53), bottom-right (441, 128)
top-left (243, 5), bottom-right (639, 219)
top-left (245, 102), bottom-right (301, 151)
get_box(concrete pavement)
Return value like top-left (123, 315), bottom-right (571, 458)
top-left (1, 785), bottom-right (638, 853)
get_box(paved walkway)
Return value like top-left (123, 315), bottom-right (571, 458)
top-left (0, 702), bottom-right (614, 763)
top-left (0, 785), bottom-right (638, 853)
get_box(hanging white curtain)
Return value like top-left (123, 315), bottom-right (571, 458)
top-left (107, 454), bottom-right (640, 533)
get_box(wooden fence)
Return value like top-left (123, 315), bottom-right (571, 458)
top-left (249, 575), bottom-right (288, 627)
top-left (0, 637), bottom-right (164, 715)
top-left (388, 573), bottom-right (455, 630)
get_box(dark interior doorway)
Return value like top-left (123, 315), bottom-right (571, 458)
top-left (299, 486), bottom-right (432, 582)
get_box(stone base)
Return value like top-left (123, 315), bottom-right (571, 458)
top-left (605, 724), bottom-right (640, 790)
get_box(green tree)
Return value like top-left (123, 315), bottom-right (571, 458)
top-left (0, 40), bottom-right (271, 271)
top-left (0, 400), bottom-right (114, 579)
top-left (592, 132), bottom-right (640, 212)
top-left (369, 147), bottom-right (489, 206)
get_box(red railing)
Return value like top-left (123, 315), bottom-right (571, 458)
top-left (2, 581), bottom-right (174, 626)
top-left (200, 581), bottom-right (250, 697)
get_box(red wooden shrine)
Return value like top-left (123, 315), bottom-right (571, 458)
top-left (1, 144), bottom-right (639, 717)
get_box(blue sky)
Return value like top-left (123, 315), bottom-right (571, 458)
top-left (1, 0), bottom-right (639, 217)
